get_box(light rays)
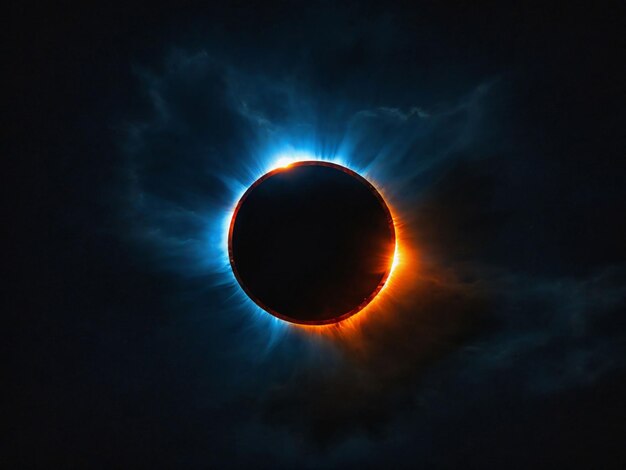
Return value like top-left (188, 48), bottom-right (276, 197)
top-left (212, 146), bottom-right (414, 338)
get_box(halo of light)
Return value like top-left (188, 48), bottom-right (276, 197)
top-left (216, 149), bottom-right (412, 336)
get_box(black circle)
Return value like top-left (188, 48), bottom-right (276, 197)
top-left (228, 161), bottom-right (395, 325)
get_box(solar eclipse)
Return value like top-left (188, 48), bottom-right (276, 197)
top-left (228, 161), bottom-right (396, 325)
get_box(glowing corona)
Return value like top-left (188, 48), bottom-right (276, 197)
top-left (222, 151), bottom-right (408, 332)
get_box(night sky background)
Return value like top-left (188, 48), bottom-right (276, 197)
top-left (7, 2), bottom-right (626, 468)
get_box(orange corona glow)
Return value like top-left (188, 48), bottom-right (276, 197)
top-left (294, 200), bottom-right (417, 338)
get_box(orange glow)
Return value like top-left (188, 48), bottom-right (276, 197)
top-left (292, 198), bottom-right (419, 339)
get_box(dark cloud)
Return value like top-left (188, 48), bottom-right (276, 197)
top-left (8, 1), bottom-right (625, 467)
top-left (262, 274), bottom-right (490, 447)
top-left (118, 29), bottom-right (626, 462)
top-left (117, 43), bottom-right (504, 443)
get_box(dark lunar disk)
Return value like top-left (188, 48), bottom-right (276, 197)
top-left (228, 161), bottom-right (395, 325)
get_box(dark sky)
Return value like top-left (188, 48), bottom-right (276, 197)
top-left (7, 2), bottom-right (626, 468)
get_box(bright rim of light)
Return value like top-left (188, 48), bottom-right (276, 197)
top-left (221, 150), bottom-right (403, 330)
